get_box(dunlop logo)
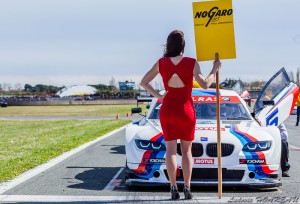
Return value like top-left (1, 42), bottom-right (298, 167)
top-left (194, 7), bottom-right (233, 27)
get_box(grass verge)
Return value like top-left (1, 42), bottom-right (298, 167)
top-left (0, 104), bottom-right (147, 116)
top-left (0, 119), bottom-right (130, 182)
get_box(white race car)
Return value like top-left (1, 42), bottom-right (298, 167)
top-left (125, 68), bottom-right (299, 188)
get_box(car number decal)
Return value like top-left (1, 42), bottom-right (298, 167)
top-left (266, 108), bottom-right (279, 126)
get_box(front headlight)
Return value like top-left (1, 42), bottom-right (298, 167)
top-left (242, 141), bottom-right (271, 152)
top-left (135, 139), bottom-right (166, 151)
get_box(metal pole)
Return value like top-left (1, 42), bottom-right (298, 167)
top-left (215, 52), bottom-right (222, 199)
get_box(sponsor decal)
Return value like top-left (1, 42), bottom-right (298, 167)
top-left (239, 159), bottom-right (266, 164)
top-left (159, 96), bottom-right (241, 103)
top-left (144, 158), bottom-right (166, 164)
top-left (192, 0), bottom-right (236, 62)
top-left (196, 127), bottom-right (225, 131)
top-left (201, 137), bottom-right (208, 141)
top-left (192, 96), bottom-right (240, 103)
top-left (194, 7), bottom-right (233, 27)
top-left (194, 158), bottom-right (214, 164)
top-left (193, 96), bottom-right (216, 102)
top-left (197, 121), bottom-right (216, 125)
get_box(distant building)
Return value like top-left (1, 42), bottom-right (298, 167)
top-left (56, 85), bottom-right (97, 97)
top-left (119, 81), bottom-right (135, 91)
top-left (247, 90), bottom-right (262, 99)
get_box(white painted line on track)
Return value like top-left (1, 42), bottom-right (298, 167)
top-left (103, 167), bottom-right (124, 190)
top-left (0, 124), bottom-right (129, 195)
top-left (0, 195), bottom-right (261, 203)
top-left (290, 145), bottom-right (300, 150)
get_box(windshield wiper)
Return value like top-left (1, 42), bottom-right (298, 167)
top-left (226, 116), bottom-right (251, 120)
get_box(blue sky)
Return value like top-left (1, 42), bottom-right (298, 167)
top-left (0, 0), bottom-right (300, 88)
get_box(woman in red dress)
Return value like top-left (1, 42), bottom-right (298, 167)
top-left (141, 30), bottom-right (221, 200)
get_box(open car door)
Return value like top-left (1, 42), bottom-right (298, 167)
top-left (254, 68), bottom-right (299, 127)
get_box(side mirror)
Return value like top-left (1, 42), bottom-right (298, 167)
top-left (263, 100), bottom-right (275, 106)
top-left (243, 98), bottom-right (251, 107)
top-left (131, 107), bottom-right (142, 114)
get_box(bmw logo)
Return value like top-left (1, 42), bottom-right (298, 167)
top-left (222, 97), bottom-right (230, 101)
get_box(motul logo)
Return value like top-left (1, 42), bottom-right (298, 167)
top-left (194, 158), bottom-right (214, 164)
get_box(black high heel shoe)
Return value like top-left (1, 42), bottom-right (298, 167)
top-left (170, 185), bottom-right (180, 200)
top-left (183, 185), bottom-right (193, 199)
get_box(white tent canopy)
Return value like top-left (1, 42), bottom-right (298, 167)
top-left (57, 85), bottom-right (97, 97)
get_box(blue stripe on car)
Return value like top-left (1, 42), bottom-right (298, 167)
top-left (192, 90), bottom-right (216, 96)
top-left (230, 125), bottom-right (269, 179)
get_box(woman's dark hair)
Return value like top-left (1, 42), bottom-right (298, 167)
top-left (163, 30), bottom-right (185, 57)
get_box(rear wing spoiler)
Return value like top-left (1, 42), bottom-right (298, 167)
top-left (136, 97), bottom-right (154, 107)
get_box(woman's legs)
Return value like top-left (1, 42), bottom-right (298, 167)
top-left (165, 140), bottom-right (178, 187)
top-left (180, 140), bottom-right (193, 187)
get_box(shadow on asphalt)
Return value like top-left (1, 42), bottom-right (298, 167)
top-left (64, 166), bottom-right (278, 194)
top-left (67, 165), bottom-right (279, 193)
top-left (115, 169), bottom-right (279, 194)
top-left (101, 144), bottom-right (125, 154)
top-left (121, 185), bottom-right (278, 193)
top-left (66, 166), bottom-right (122, 191)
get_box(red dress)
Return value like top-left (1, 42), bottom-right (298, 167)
top-left (159, 57), bottom-right (196, 141)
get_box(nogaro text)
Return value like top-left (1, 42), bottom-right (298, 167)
top-left (194, 7), bottom-right (233, 27)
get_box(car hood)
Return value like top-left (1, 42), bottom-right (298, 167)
top-left (143, 119), bottom-right (278, 142)
top-left (146, 119), bottom-right (256, 132)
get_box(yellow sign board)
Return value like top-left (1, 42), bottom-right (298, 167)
top-left (193, 0), bottom-right (236, 61)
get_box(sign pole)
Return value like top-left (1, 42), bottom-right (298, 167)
top-left (215, 52), bottom-right (222, 199)
top-left (192, 0), bottom-right (236, 198)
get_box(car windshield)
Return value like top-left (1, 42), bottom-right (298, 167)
top-left (148, 102), bottom-right (251, 120)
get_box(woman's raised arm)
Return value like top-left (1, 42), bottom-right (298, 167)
top-left (193, 60), bottom-right (221, 89)
top-left (140, 61), bottom-right (164, 99)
